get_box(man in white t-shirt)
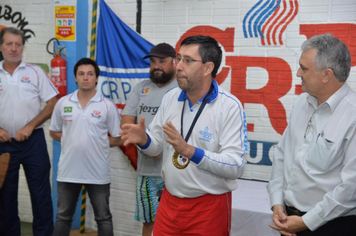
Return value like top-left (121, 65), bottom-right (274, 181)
top-left (0, 27), bottom-right (58, 236)
top-left (49, 58), bottom-right (122, 236)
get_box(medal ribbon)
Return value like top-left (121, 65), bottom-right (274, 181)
top-left (180, 83), bottom-right (214, 142)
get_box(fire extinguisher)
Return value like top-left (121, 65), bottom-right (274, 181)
top-left (47, 38), bottom-right (67, 98)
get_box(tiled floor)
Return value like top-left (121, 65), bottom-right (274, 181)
top-left (20, 222), bottom-right (97, 236)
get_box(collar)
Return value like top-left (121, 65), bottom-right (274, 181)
top-left (307, 83), bottom-right (349, 113)
top-left (178, 79), bottom-right (218, 104)
top-left (70, 89), bottom-right (102, 103)
top-left (0, 61), bottom-right (26, 73)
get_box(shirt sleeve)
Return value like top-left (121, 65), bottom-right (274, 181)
top-left (49, 97), bottom-right (63, 132)
top-left (302, 127), bottom-right (356, 231)
top-left (139, 94), bottom-right (166, 156)
top-left (266, 127), bottom-right (288, 208)
top-left (36, 66), bottom-right (58, 102)
top-left (121, 82), bottom-right (140, 117)
top-left (106, 99), bottom-right (122, 137)
top-left (192, 100), bottom-right (247, 180)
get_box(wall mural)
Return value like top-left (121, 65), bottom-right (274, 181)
top-left (174, 22), bottom-right (356, 166)
top-left (97, 0), bottom-right (356, 168)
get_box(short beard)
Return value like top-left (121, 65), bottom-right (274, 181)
top-left (150, 69), bottom-right (175, 84)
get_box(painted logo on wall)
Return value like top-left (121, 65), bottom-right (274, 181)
top-left (243, 0), bottom-right (298, 46)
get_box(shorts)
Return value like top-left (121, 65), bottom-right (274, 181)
top-left (153, 189), bottom-right (232, 236)
top-left (135, 175), bottom-right (164, 223)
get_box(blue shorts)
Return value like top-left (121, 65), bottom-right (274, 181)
top-left (135, 175), bottom-right (164, 223)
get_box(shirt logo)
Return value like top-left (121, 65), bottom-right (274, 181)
top-left (64, 107), bottom-right (72, 113)
top-left (63, 114), bottom-right (73, 122)
top-left (141, 87), bottom-right (151, 95)
top-left (138, 103), bottom-right (159, 115)
top-left (21, 77), bottom-right (31, 83)
top-left (91, 110), bottom-right (102, 119)
top-left (199, 127), bottom-right (212, 142)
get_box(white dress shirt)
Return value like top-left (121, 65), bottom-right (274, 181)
top-left (267, 83), bottom-right (356, 231)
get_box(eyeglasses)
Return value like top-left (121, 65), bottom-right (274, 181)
top-left (176, 56), bottom-right (203, 66)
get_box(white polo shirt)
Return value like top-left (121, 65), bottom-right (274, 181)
top-left (49, 90), bottom-right (121, 184)
top-left (0, 61), bottom-right (58, 137)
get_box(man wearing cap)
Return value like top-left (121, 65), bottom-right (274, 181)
top-left (121, 43), bottom-right (177, 236)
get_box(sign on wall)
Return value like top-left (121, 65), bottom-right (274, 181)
top-left (55, 5), bottom-right (76, 41)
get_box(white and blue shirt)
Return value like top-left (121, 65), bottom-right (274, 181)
top-left (141, 80), bottom-right (247, 198)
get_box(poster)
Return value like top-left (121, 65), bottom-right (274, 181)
top-left (55, 5), bottom-right (76, 41)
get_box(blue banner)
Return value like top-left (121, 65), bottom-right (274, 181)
top-left (96, 0), bottom-right (153, 108)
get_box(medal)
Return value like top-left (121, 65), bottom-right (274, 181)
top-left (171, 84), bottom-right (214, 169)
top-left (172, 151), bottom-right (190, 169)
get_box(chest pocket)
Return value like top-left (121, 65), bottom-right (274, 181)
top-left (306, 133), bottom-right (343, 173)
top-left (88, 110), bottom-right (107, 138)
top-left (19, 81), bottom-right (38, 100)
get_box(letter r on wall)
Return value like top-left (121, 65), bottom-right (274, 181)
top-left (226, 56), bottom-right (292, 135)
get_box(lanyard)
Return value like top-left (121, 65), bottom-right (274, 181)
top-left (180, 83), bottom-right (214, 142)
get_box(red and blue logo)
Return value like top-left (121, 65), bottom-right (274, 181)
top-left (21, 77), bottom-right (31, 83)
top-left (243, 0), bottom-right (298, 46)
top-left (91, 110), bottom-right (102, 119)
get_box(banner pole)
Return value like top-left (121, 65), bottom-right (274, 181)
top-left (90, 0), bottom-right (98, 60)
top-left (80, 0), bottom-right (98, 234)
top-left (80, 186), bottom-right (86, 234)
